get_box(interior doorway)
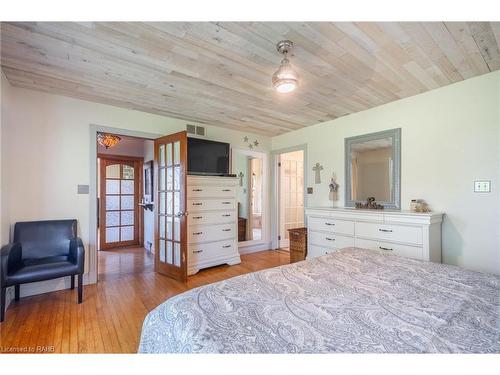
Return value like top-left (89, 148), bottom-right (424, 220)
top-left (96, 133), bottom-right (155, 281)
top-left (277, 150), bottom-right (305, 250)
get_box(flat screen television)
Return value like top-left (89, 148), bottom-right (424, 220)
top-left (187, 137), bottom-right (230, 176)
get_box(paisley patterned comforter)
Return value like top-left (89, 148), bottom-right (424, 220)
top-left (138, 247), bottom-right (500, 353)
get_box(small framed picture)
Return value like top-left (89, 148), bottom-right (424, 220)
top-left (144, 160), bottom-right (154, 203)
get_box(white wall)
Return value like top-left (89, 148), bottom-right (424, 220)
top-left (1, 73), bottom-right (272, 297)
top-left (1, 72), bottom-right (9, 246)
top-left (273, 71), bottom-right (500, 275)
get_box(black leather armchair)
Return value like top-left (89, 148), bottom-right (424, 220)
top-left (1, 219), bottom-right (85, 322)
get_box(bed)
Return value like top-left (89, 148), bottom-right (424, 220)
top-left (138, 247), bottom-right (500, 353)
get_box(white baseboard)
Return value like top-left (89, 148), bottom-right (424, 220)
top-left (238, 241), bottom-right (273, 254)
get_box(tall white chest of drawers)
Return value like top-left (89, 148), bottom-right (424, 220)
top-left (186, 176), bottom-right (241, 275)
top-left (305, 208), bottom-right (443, 262)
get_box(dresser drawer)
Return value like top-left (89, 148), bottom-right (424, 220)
top-left (188, 210), bottom-right (236, 226)
top-left (308, 216), bottom-right (355, 235)
top-left (355, 238), bottom-right (423, 260)
top-left (188, 239), bottom-right (236, 264)
top-left (188, 223), bottom-right (236, 243)
top-left (355, 222), bottom-right (422, 245)
top-left (188, 199), bottom-right (236, 211)
top-left (308, 231), bottom-right (355, 250)
top-left (307, 244), bottom-right (337, 259)
top-left (188, 185), bottom-right (236, 198)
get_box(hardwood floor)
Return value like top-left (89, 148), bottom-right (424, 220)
top-left (97, 247), bottom-right (154, 282)
top-left (0, 248), bottom-right (289, 353)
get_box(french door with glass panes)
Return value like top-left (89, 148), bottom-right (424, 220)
top-left (155, 131), bottom-right (188, 282)
top-left (100, 157), bottom-right (141, 249)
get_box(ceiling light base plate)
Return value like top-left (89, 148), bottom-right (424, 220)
top-left (276, 40), bottom-right (294, 55)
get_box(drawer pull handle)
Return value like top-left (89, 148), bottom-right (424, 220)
top-left (222, 229), bottom-right (231, 232)
top-left (192, 216), bottom-right (203, 219)
top-left (222, 189), bottom-right (231, 192)
top-left (325, 222), bottom-right (335, 226)
top-left (222, 201), bottom-right (231, 205)
top-left (222, 245), bottom-right (231, 248)
top-left (325, 237), bottom-right (335, 241)
top-left (379, 246), bottom-right (393, 251)
top-left (378, 229), bottom-right (393, 233)
top-left (192, 202), bottom-right (203, 206)
top-left (192, 189), bottom-right (203, 192)
top-left (222, 214), bottom-right (231, 217)
top-left (193, 250), bottom-right (203, 253)
top-left (193, 232), bottom-right (203, 235)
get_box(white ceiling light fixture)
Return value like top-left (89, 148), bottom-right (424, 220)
top-left (272, 40), bottom-right (299, 94)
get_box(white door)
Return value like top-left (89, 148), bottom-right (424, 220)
top-left (278, 151), bottom-right (304, 249)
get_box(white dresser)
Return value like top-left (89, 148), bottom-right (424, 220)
top-left (187, 176), bottom-right (241, 275)
top-left (305, 207), bottom-right (443, 262)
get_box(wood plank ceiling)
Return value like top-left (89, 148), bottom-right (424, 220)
top-left (1, 22), bottom-right (499, 136)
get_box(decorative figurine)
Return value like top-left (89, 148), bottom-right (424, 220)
top-left (312, 162), bottom-right (323, 184)
top-left (355, 197), bottom-right (384, 210)
top-left (329, 176), bottom-right (339, 202)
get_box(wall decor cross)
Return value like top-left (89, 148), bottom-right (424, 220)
top-left (312, 163), bottom-right (324, 184)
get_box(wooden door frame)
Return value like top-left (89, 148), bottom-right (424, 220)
top-left (98, 154), bottom-right (144, 250)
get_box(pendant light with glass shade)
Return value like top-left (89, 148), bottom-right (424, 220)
top-left (97, 132), bottom-right (121, 149)
top-left (272, 40), bottom-right (299, 94)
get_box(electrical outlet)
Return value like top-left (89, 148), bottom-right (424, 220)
top-left (474, 180), bottom-right (491, 193)
top-left (307, 187), bottom-right (313, 194)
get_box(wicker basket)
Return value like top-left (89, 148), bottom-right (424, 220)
top-left (287, 227), bottom-right (307, 263)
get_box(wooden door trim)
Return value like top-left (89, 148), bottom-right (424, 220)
top-left (99, 156), bottom-right (143, 250)
top-left (97, 154), bottom-right (144, 162)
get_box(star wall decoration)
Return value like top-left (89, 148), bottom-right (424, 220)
top-left (242, 136), bottom-right (260, 150)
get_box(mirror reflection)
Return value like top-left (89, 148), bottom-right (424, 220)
top-left (234, 151), bottom-right (263, 242)
top-left (350, 137), bottom-right (393, 202)
top-left (345, 128), bottom-right (401, 209)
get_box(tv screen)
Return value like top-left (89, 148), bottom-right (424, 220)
top-left (187, 137), bottom-right (230, 175)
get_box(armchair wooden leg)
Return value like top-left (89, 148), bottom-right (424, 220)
top-left (1, 287), bottom-right (6, 323)
top-left (77, 274), bottom-right (83, 304)
top-left (15, 285), bottom-right (20, 301)
top-left (71, 275), bottom-right (75, 290)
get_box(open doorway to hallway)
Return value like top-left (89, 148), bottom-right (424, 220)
top-left (96, 133), bottom-right (155, 281)
top-left (277, 150), bottom-right (305, 251)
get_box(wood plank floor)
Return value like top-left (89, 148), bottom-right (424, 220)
top-left (0, 247), bottom-right (290, 353)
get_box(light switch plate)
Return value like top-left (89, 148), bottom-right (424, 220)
top-left (474, 180), bottom-right (491, 193)
top-left (307, 187), bottom-right (313, 194)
